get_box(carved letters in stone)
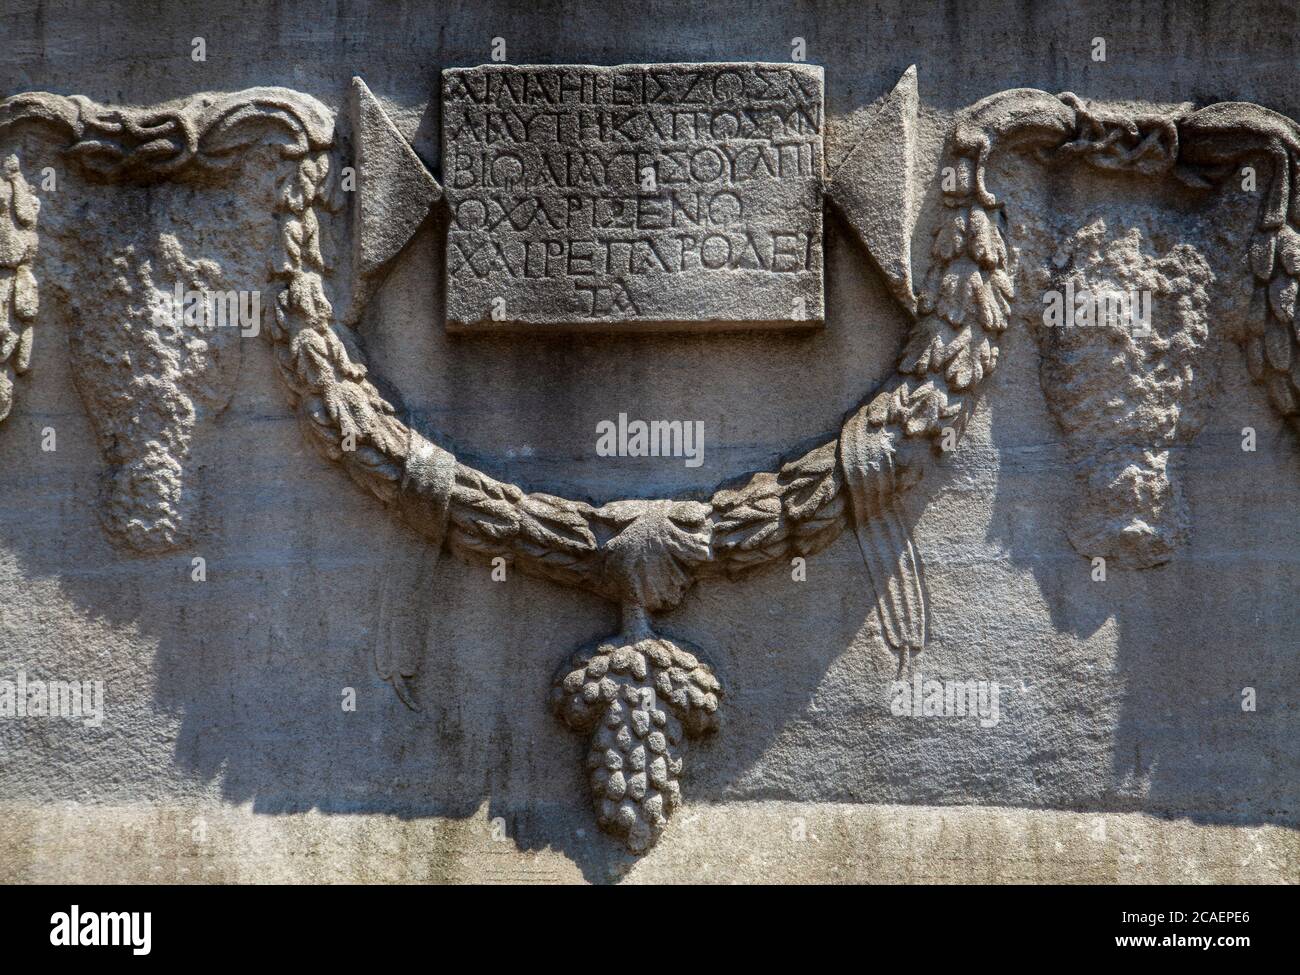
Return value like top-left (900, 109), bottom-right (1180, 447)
top-left (441, 63), bottom-right (825, 329)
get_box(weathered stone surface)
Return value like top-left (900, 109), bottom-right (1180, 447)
top-left (0, 0), bottom-right (1296, 886)
top-left (828, 65), bottom-right (918, 315)
top-left (3, 801), bottom-right (1295, 884)
top-left (442, 63), bottom-right (824, 329)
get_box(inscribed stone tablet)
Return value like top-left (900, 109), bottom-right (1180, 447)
top-left (441, 63), bottom-right (825, 329)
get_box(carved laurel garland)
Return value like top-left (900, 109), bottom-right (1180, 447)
top-left (2, 83), bottom-right (1295, 852)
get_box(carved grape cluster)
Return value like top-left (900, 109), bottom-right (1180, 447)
top-left (551, 631), bottom-right (722, 853)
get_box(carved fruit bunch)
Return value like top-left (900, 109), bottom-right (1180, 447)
top-left (551, 631), bottom-right (722, 853)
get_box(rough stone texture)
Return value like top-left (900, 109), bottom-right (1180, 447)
top-left (1025, 218), bottom-right (1217, 567)
top-left (2, 802), bottom-right (1294, 884)
top-left (442, 63), bottom-right (824, 329)
top-left (0, 0), bottom-right (1297, 884)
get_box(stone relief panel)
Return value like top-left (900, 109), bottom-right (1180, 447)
top-left (0, 65), bottom-right (1295, 857)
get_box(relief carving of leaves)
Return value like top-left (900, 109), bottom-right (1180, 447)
top-left (598, 500), bottom-right (712, 610)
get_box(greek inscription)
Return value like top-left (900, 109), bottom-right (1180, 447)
top-left (442, 63), bottom-right (824, 328)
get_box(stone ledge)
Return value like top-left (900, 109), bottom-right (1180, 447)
top-left (2, 801), bottom-right (1294, 884)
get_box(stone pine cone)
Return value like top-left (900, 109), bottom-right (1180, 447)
top-left (550, 630), bottom-right (723, 853)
